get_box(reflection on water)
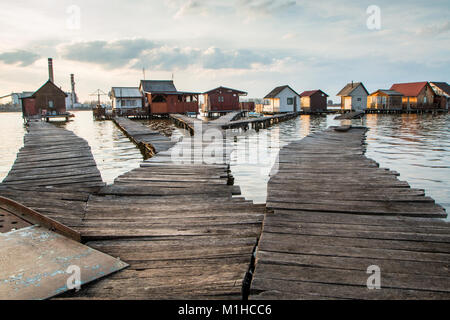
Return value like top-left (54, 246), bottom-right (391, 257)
top-left (363, 113), bottom-right (450, 219)
top-left (0, 111), bottom-right (448, 218)
top-left (229, 115), bottom-right (340, 204)
top-left (0, 113), bottom-right (25, 181)
top-left (230, 113), bottom-right (449, 220)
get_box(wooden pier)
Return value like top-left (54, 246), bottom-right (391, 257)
top-left (2, 116), bottom-right (449, 300)
top-left (169, 114), bottom-right (204, 135)
top-left (334, 110), bottom-right (365, 120)
top-left (208, 111), bottom-right (246, 125)
top-left (0, 122), bottom-right (105, 229)
top-left (250, 126), bottom-right (450, 299)
top-left (170, 112), bottom-right (300, 134)
top-left (220, 112), bottom-right (299, 131)
top-left (60, 134), bottom-right (264, 299)
top-left (113, 117), bottom-right (175, 158)
top-left (1, 118), bottom-right (264, 299)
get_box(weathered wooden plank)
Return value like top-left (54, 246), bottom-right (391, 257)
top-left (251, 126), bottom-right (449, 300)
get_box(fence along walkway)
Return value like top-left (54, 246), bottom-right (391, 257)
top-left (61, 133), bottom-right (264, 299)
top-left (0, 121), bottom-right (105, 228)
top-left (250, 126), bottom-right (450, 299)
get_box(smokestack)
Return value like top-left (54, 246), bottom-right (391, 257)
top-left (351, 80), bottom-right (354, 87)
top-left (48, 58), bottom-right (54, 82)
top-left (70, 74), bottom-right (76, 106)
top-left (71, 74), bottom-right (75, 93)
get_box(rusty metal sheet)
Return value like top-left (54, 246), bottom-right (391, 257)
top-left (0, 225), bottom-right (128, 300)
top-left (0, 208), bottom-right (32, 233)
top-left (0, 196), bottom-right (81, 241)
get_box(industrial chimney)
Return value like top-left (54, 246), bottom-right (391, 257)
top-left (48, 58), bottom-right (54, 82)
top-left (70, 74), bottom-right (76, 107)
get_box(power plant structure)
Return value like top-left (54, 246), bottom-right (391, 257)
top-left (67, 73), bottom-right (79, 110)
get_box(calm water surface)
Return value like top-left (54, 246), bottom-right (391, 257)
top-left (0, 111), bottom-right (448, 217)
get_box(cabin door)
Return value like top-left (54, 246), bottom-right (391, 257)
top-left (293, 97), bottom-right (297, 112)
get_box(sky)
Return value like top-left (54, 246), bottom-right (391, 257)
top-left (0, 0), bottom-right (449, 102)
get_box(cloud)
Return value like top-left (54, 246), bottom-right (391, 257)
top-left (0, 50), bottom-right (40, 66)
top-left (282, 32), bottom-right (299, 40)
top-left (165, 0), bottom-right (296, 19)
top-left (201, 47), bottom-right (273, 69)
top-left (61, 38), bottom-right (276, 71)
top-left (61, 38), bottom-right (157, 68)
top-left (173, 0), bottom-right (208, 19)
top-left (134, 46), bottom-right (274, 70)
top-left (416, 20), bottom-right (450, 35)
top-left (236, 0), bottom-right (297, 16)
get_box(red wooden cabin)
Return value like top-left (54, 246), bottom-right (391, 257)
top-left (20, 80), bottom-right (67, 117)
top-left (299, 90), bottom-right (329, 113)
top-left (201, 86), bottom-right (248, 113)
top-left (140, 80), bottom-right (199, 115)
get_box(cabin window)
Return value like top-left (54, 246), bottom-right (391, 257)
top-left (48, 100), bottom-right (54, 108)
top-left (424, 97), bottom-right (427, 104)
top-left (357, 98), bottom-right (362, 102)
top-left (152, 95), bottom-right (166, 103)
top-left (218, 96), bottom-right (224, 102)
top-left (287, 98), bottom-right (294, 105)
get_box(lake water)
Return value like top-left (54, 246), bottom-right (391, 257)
top-left (0, 111), bottom-right (448, 218)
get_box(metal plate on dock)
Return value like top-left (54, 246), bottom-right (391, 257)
top-left (0, 208), bottom-right (32, 233)
top-left (0, 225), bottom-right (128, 300)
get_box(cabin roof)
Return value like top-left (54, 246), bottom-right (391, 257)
top-left (337, 82), bottom-right (369, 96)
top-left (140, 80), bottom-right (177, 93)
top-left (369, 89), bottom-right (404, 96)
top-left (21, 80), bottom-right (68, 99)
top-left (430, 81), bottom-right (450, 95)
top-left (390, 82), bottom-right (429, 97)
top-left (204, 86), bottom-right (247, 95)
top-left (264, 85), bottom-right (300, 99)
top-left (151, 91), bottom-right (201, 95)
top-left (111, 87), bottom-right (142, 98)
top-left (300, 90), bottom-right (329, 97)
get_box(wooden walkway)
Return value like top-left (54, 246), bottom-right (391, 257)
top-left (208, 111), bottom-right (245, 125)
top-left (113, 117), bottom-right (175, 158)
top-left (1, 116), bottom-right (264, 299)
top-left (170, 114), bottom-right (205, 135)
top-left (59, 133), bottom-right (264, 299)
top-left (0, 122), bottom-right (105, 228)
top-left (220, 112), bottom-right (299, 131)
top-left (335, 110), bottom-right (365, 120)
top-left (250, 126), bottom-right (450, 299)
top-left (171, 112), bottom-right (300, 134)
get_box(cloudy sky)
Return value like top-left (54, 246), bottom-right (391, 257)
top-left (0, 0), bottom-right (449, 102)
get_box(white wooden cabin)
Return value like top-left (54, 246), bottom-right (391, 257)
top-left (337, 82), bottom-right (369, 111)
top-left (263, 85), bottom-right (301, 113)
top-left (109, 87), bottom-right (143, 115)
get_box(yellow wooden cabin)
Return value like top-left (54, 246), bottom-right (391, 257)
top-left (367, 90), bottom-right (403, 111)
